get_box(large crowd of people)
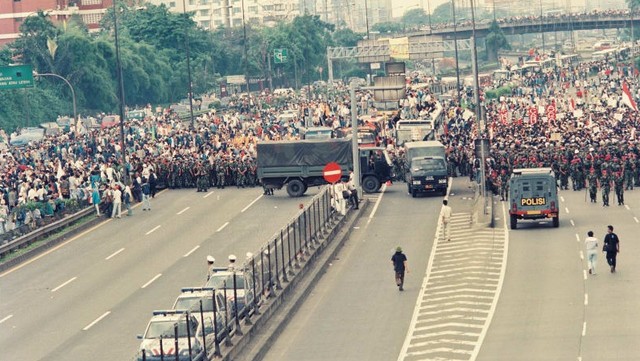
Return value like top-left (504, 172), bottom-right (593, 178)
top-left (2, 49), bottom-right (639, 238)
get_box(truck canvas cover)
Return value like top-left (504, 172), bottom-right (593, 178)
top-left (257, 139), bottom-right (352, 167)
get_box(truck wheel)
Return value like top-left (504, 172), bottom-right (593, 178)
top-left (362, 176), bottom-right (381, 193)
top-left (510, 215), bottom-right (517, 230)
top-left (286, 179), bottom-right (306, 197)
top-left (553, 216), bottom-right (559, 228)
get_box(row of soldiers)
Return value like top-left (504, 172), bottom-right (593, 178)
top-left (154, 156), bottom-right (259, 191)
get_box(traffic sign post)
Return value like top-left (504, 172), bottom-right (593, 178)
top-left (274, 48), bottom-right (288, 64)
top-left (0, 64), bottom-right (34, 90)
top-left (323, 162), bottom-right (342, 184)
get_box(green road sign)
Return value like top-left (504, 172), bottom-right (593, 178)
top-left (0, 64), bottom-right (34, 90)
top-left (274, 48), bottom-right (288, 64)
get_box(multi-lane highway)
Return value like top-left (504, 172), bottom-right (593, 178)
top-left (3, 177), bottom-right (640, 361)
top-left (263, 179), bottom-right (640, 361)
top-left (0, 187), bottom-right (320, 360)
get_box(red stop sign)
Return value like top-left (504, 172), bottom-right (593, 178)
top-left (323, 162), bottom-right (342, 183)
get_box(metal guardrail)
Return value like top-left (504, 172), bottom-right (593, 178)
top-left (0, 206), bottom-right (93, 257)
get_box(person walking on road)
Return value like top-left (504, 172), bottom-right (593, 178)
top-left (391, 247), bottom-right (409, 291)
top-left (441, 199), bottom-right (452, 242)
top-left (141, 177), bottom-right (151, 211)
top-left (603, 225), bottom-right (620, 273)
top-left (584, 230), bottom-right (598, 275)
top-left (111, 185), bottom-right (122, 218)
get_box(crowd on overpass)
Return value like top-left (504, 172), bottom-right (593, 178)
top-left (428, 8), bottom-right (634, 31)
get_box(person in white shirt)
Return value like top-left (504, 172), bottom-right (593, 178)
top-left (584, 230), bottom-right (599, 275)
top-left (111, 185), bottom-right (122, 218)
top-left (441, 199), bottom-right (453, 241)
top-left (332, 181), bottom-right (347, 216)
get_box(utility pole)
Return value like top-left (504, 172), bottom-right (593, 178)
top-left (113, 0), bottom-right (127, 176)
top-left (452, 0), bottom-right (462, 104)
top-left (182, 0), bottom-right (195, 128)
top-left (470, 0), bottom-right (486, 199)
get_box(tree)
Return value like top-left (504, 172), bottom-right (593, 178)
top-left (485, 20), bottom-right (510, 62)
top-left (372, 22), bottom-right (405, 35)
top-left (431, 2), bottom-right (454, 24)
top-left (402, 8), bottom-right (430, 29)
top-left (332, 28), bottom-right (362, 47)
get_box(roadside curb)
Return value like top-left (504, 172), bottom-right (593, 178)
top-left (220, 200), bottom-right (370, 361)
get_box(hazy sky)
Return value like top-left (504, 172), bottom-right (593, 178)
top-left (392, 0), bottom-right (450, 18)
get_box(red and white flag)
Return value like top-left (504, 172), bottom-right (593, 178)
top-left (622, 81), bottom-right (638, 112)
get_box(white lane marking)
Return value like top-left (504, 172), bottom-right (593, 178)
top-left (141, 274), bottom-right (162, 289)
top-left (0, 189), bottom-right (168, 278)
top-left (204, 191), bottom-right (214, 198)
top-left (0, 315), bottom-right (13, 324)
top-left (582, 322), bottom-right (587, 336)
top-left (634, 217), bottom-right (639, 223)
top-left (584, 293), bottom-right (588, 305)
top-left (570, 219), bottom-right (575, 227)
top-left (560, 196), bottom-right (565, 202)
top-left (565, 207), bottom-right (570, 214)
top-left (625, 205), bottom-right (630, 210)
top-left (579, 251), bottom-right (584, 260)
top-left (217, 222), bottom-right (229, 232)
top-left (242, 195), bottom-right (263, 213)
top-left (51, 277), bottom-right (78, 293)
top-left (367, 183), bottom-right (387, 224)
top-left (583, 270), bottom-right (587, 280)
top-left (183, 245), bottom-right (200, 257)
top-left (82, 311), bottom-right (111, 331)
top-left (0, 219), bottom-right (111, 278)
top-left (575, 234), bottom-right (580, 242)
top-left (177, 207), bottom-right (190, 215)
top-left (145, 225), bottom-right (161, 235)
top-left (105, 248), bottom-right (125, 260)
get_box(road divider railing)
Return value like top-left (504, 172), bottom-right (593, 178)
top-left (132, 186), bottom-right (346, 361)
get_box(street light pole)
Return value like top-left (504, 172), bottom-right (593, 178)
top-left (113, 0), bottom-right (127, 175)
top-left (451, 0), bottom-right (462, 104)
top-left (241, 0), bottom-right (250, 94)
top-left (469, 0), bottom-right (486, 199)
top-left (182, 0), bottom-right (195, 128)
top-left (539, 0), bottom-right (545, 53)
top-left (34, 72), bottom-right (77, 127)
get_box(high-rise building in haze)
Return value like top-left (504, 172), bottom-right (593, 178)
top-left (0, 0), bottom-right (124, 46)
top-left (147, 0), bottom-right (392, 33)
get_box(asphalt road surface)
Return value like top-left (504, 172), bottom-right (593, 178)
top-left (0, 186), bottom-right (321, 361)
top-left (262, 180), bottom-right (640, 361)
top-left (479, 187), bottom-right (640, 361)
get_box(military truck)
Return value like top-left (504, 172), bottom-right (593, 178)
top-left (257, 139), bottom-right (392, 197)
top-left (403, 141), bottom-right (448, 197)
top-left (508, 168), bottom-right (559, 229)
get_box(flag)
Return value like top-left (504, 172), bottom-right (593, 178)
top-left (622, 81), bottom-right (638, 112)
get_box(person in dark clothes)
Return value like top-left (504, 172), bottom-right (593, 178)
top-left (603, 225), bottom-right (620, 273)
top-left (391, 246), bottom-right (409, 291)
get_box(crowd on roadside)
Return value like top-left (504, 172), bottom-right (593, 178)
top-left (5, 48), bottom-right (640, 237)
top-left (0, 81), bottom-right (439, 236)
top-left (436, 54), bottom-right (640, 207)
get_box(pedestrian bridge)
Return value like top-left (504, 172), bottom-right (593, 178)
top-left (410, 12), bottom-right (639, 40)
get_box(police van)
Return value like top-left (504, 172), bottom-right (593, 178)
top-left (508, 168), bottom-right (559, 229)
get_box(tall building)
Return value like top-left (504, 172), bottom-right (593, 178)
top-left (0, 0), bottom-right (120, 46)
top-left (148, 0), bottom-right (302, 30)
top-left (147, 0), bottom-right (392, 33)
